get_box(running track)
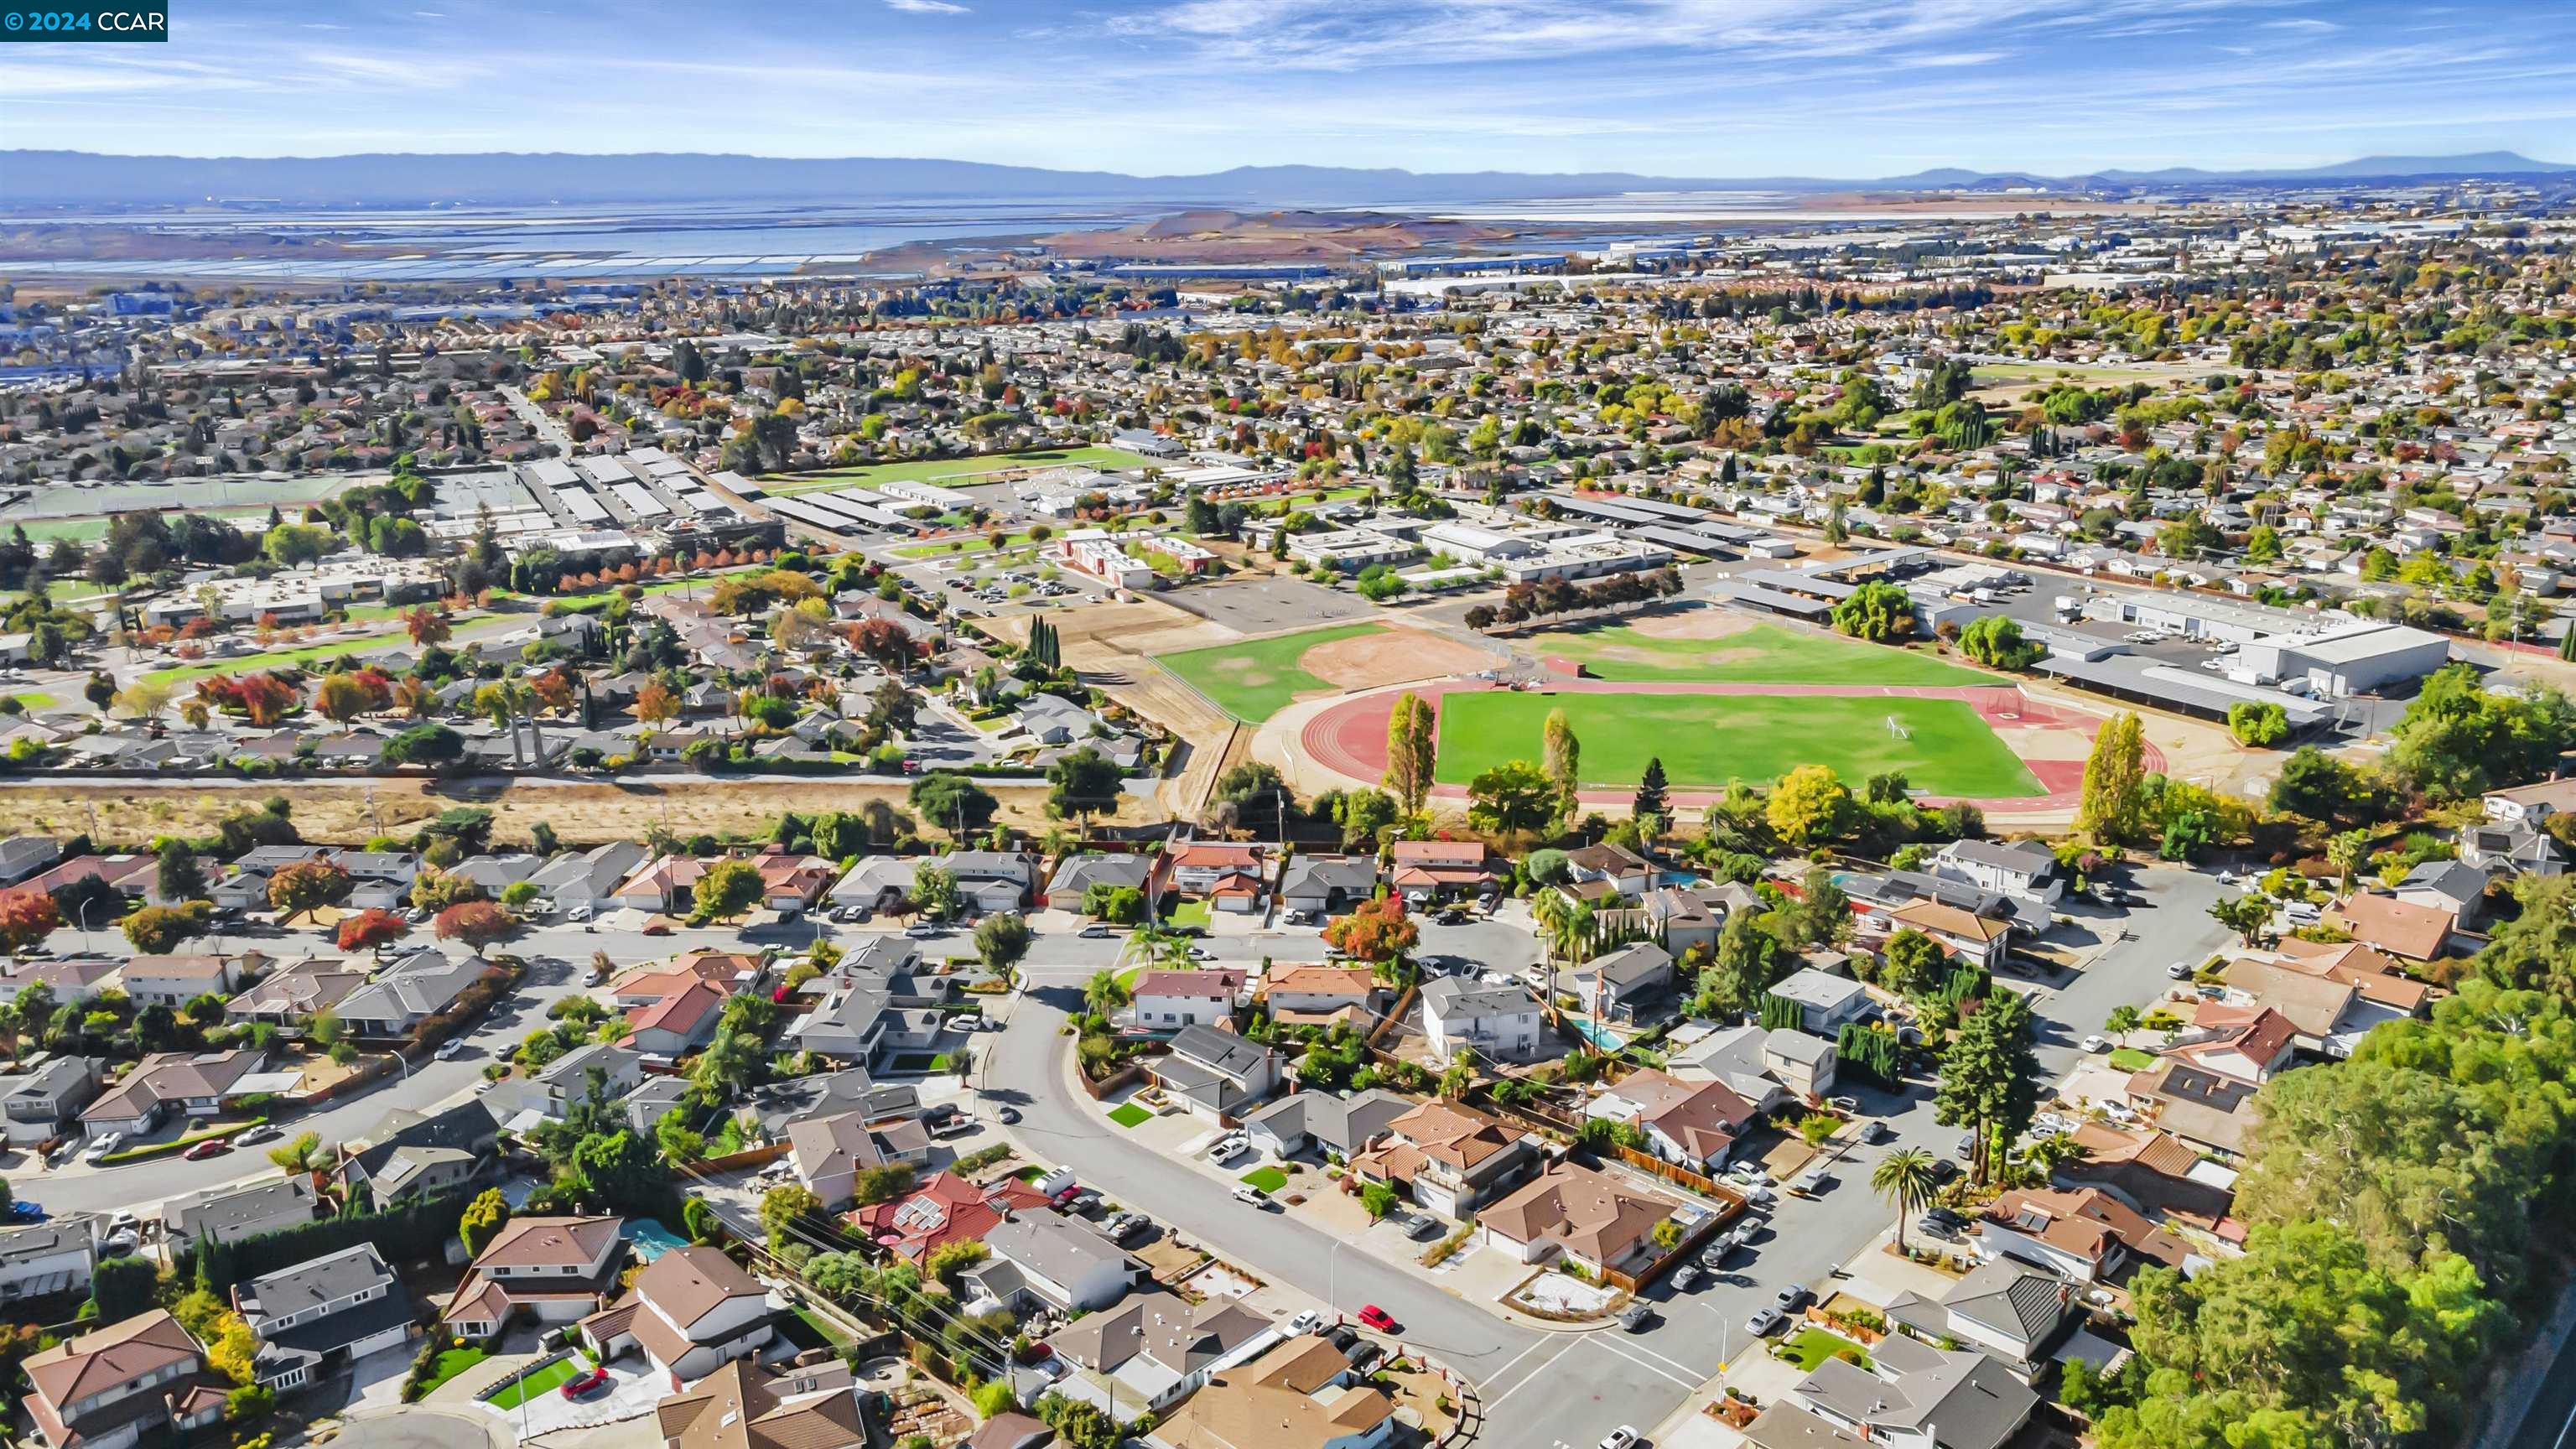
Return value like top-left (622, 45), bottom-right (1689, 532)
top-left (1301, 679), bottom-right (2165, 813)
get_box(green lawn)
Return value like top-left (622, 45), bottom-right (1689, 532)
top-left (1239, 1166), bottom-right (1289, 1193)
top-left (1156, 622), bottom-right (1387, 723)
top-left (792, 1306), bottom-right (855, 1347)
top-left (486, 1358), bottom-right (581, 1409)
top-left (414, 1345), bottom-right (490, 1396)
top-left (2108, 1047), bottom-right (2156, 1072)
top-left (1432, 690), bottom-right (2042, 797)
top-left (5, 693), bottom-right (55, 711)
top-left (1109, 1103), bottom-right (1153, 1129)
top-left (1778, 1327), bottom-right (1872, 1373)
top-left (895, 531), bottom-right (1048, 560)
top-left (143, 628), bottom-right (411, 688)
top-left (1166, 900), bottom-right (1213, 930)
top-left (766, 446), bottom-right (1161, 497)
top-left (1524, 620), bottom-right (1992, 687)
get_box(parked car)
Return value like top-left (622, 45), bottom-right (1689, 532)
top-left (1049, 1184), bottom-right (1085, 1210)
top-left (1670, 1265), bottom-right (1703, 1292)
top-left (1724, 1161), bottom-right (1766, 1184)
top-left (1826, 1095), bottom-right (1859, 1114)
top-left (3, 1201), bottom-right (44, 1223)
top-left (2081, 1034), bottom-right (2111, 1053)
top-left (234, 1124), bottom-right (281, 1146)
top-left (1356, 1304), bottom-right (1399, 1333)
top-left (1614, 1302), bottom-right (1654, 1332)
top-left (1745, 1306), bottom-right (1785, 1337)
top-left (1790, 1166), bottom-right (1831, 1197)
top-left (1858, 1120), bottom-right (1893, 1144)
top-left (435, 1040), bottom-right (470, 1061)
top-left (994, 1106), bottom-right (1021, 1125)
top-left (1232, 1186), bottom-right (1271, 1209)
top-left (559, 1367), bottom-right (610, 1400)
top-left (1399, 1213), bottom-right (1443, 1241)
top-left (1286, 1309), bottom-right (1324, 1337)
top-left (1078, 923), bottom-right (1114, 938)
top-left (1776, 1283), bottom-right (1814, 1311)
top-left (1207, 1135), bottom-right (1249, 1164)
top-left (181, 1140), bottom-right (231, 1161)
top-left (2166, 961), bottom-right (2196, 979)
top-left (1600, 1429), bottom-right (1640, 1449)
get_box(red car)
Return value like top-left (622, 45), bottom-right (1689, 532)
top-left (1050, 1184), bottom-right (1083, 1210)
top-left (559, 1367), bottom-right (610, 1400)
top-left (182, 1140), bottom-right (231, 1161)
top-left (1357, 1305), bottom-right (1398, 1333)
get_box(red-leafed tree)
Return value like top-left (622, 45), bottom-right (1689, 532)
top-left (0, 890), bottom-right (59, 953)
top-left (335, 907), bottom-right (410, 954)
top-left (434, 901), bottom-right (517, 948)
top-left (1322, 896), bottom-right (1418, 980)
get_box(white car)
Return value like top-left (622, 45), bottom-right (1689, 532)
top-left (2215, 870), bottom-right (2240, 886)
top-left (1286, 1309), bottom-right (1324, 1337)
top-left (83, 1132), bottom-right (122, 1162)
top-left (1208, 1135), bottom-right (1249, 1164)
top-left (2082, 1034), bottom-right (2111, 1053)
top-left (1601, 1430), bottom-right (1640, 1449)
top-left (435, 1040), bottom-right (469, 1060)
top-left (1725, 1161), bottom-right (1767, 1183)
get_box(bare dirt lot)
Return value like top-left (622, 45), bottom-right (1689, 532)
top-left (1298, 625), bottom-right (1496, 692)
top-left (1, 776), bottom-right (1130, 846)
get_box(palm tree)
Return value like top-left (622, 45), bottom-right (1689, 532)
top-left (2327, 828), bottom-right (2372, 897)
top-left (1083, 969), bottom-right (1131, 1019)
top-left (1872, 1148), bottom-right (1939, 1256)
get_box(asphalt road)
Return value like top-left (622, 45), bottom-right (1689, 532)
top-left (20, 867), bottom-right (2234, 1449)
top-left (2504, 1308), bottom-right (2576, 1449)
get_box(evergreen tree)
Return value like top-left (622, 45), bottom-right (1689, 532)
top-left (2075, 711), bottom-right (2148, 844)
top-left (1633, 756), bottom-right (1670, 822)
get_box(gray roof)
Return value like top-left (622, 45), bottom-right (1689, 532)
top-left (335, 951), bottom-right (488, 1026)
top-left (2400, 859), bottom-right (2488, 902)
top-left (1421, 976), bottom-right (1536, 1020)
top-left (1769, 967), bottom-right (1867, 1010)
top-left (1582, 941), bottom-right (1675, 989)
top-left (1280, 855), bottom-right (1381, 897)
top-left (1167, 1024), bottom-right (1277, 1083)
top-left (0, 1219), bottom-right (96, 1267)
top-left (1243, 1087), bottom-right (1412, 1152)
top-left (242, 1243), bottom-right (397, 1324)
top-left (1940, 838), bottom-right (2057, 875)
top-left (163, 1176), bottom-right (318, 1239)
top-left (1794, 1341), bottom-right (2035, 1449)
top-left (1046, 854), bottom-right (1150, 897)
top-left (1765, 1029), bottom-right (1836, 1067)
top-left (1941, 1259), bottom-right (2072, 1345)
top-left (980, 1213), bottom-right (1136, 1291)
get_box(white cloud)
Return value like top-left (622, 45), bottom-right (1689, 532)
top-left (884, 0), bottom-right (969, 12)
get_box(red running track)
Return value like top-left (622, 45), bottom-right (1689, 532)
top-left (1298, 680), bottom-right (2163, 813)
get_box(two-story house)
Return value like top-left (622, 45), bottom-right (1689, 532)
top-left (1570, 941), bottom-right (1675, 1023)
top-left (1420, 979), bottom-right (1543, 1064)
top-left (120, 953), bottom-right (256, 1009)
top-left (581, 1245), bottom-right (773, 1384)
top-left (963, 1212), bottom-right (1142, 1315)
top-left (235, 1244), bottom-right (416, 1391)
top-left (442, 1215), bottom-right (627, 1342)
top-left (1766, 969), bottom-right (1873, 1036)
top-left (1386, 840), bottom-right (1500, 905)
top-left (1584, 1067), bottom-right (1757, 1173)
top-left (0, 1055), bottom-right (100, 1145)
top-left (1150, 1025), bottom-right (1281, 1119)
top-left (1349, 1100), bottom-right (1540, 1219)
top-left (22, 1311), bottom-right (230, 1449)
top-left (1788, 1332), bottom-right (2038, 1449)
top-left (1929, 839), bottom-right (2062, 903)
top-left (1127, 969), bottom-right (1244, 1031)
top-left (0, 1220), bottom-right (96, 1305)
top-left (339, 1100), bottom-right (500, 1210)
top-left (161, 1178), bottom-right (319, 1248)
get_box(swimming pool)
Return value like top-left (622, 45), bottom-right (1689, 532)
top-left (627, 1220), bottom-right (690, 1262)
top-left (1571, 1018), bottom-right (1623, 1050)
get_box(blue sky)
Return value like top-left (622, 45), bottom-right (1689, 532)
top-left (4, 0), bottom-right (2573, 175)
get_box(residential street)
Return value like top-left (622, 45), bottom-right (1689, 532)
top-left (988, 864), bottom-right (2236, 1449)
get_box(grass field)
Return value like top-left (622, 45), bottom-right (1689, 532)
top-left (1530, 621), bottom-right (1992, 687)
top-left (487, 1358), bottom-right (581, 1409)
top-left (5, 693), bottom-right (55, 712)
top-left (143, 629), bottom-right (412, 688)
top-left (1156, 622), bottom-right (1385, 723)
top-left (1431, 691), bottom-right (2041, 797)
top-left (766, 446), bottom-right (1160, 497)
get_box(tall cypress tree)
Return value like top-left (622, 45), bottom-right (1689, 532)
top-left (1633, 756), bottom-right (1670, 822)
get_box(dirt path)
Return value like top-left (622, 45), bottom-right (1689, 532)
top-left (0, 776), bottom-right (1135, 845)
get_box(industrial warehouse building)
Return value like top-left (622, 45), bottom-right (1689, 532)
top-left (2232, 622), bottom-right (2452, 699)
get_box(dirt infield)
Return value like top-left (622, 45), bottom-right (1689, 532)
top-left (1300, 626), bottom-right (1497, 693)
top-left (1617, 609), bottom-right (1763, 643)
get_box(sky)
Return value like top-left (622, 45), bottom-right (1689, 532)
top-left (4, 0), bottom-right (2574, 177)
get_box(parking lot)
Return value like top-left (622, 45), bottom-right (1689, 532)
top-left (1160, 576), bottom-right (1377, 634)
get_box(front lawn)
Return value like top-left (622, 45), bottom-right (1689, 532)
top-left (486, 1358), bottom-right (580, 1409)
top-left (1778, 1327), bottom-right (1872, 1373)
top-left (413, 1345), bottom-right (489, 1396)
top-left (2108, 1047), bottom-right (2156, 1072)
top-left (1166, 900), bottom-right (1213, 930)
top-left (1239, 1166), bottom-right (1289, 1193)
top-left (1109, 1103), bottom-right (1154, 1129)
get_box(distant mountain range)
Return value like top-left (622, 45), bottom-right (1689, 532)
top-left (4, 149), bottom-right (2571, 210)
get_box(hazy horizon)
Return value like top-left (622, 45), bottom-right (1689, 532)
top-left (3, 0), bottom-right (2571, 176)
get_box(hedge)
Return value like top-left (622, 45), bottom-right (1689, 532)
top-left (97, 1118), bottom-right (270, 1166)
top-left (179, 1188), bottom-right (473, 1294)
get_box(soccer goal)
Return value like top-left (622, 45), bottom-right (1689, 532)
top-left (1884, 714), bottom-right (1911, 740)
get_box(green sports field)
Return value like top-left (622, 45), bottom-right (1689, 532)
top-left (1431, 691), bottom-right (2042, 798)
top-left (1524, 619), bottom-right (1993, 687)
top-left (766, 446), bottom-right (1161, 497)
top-left (1156, 623), bottom-right (1385, 723)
